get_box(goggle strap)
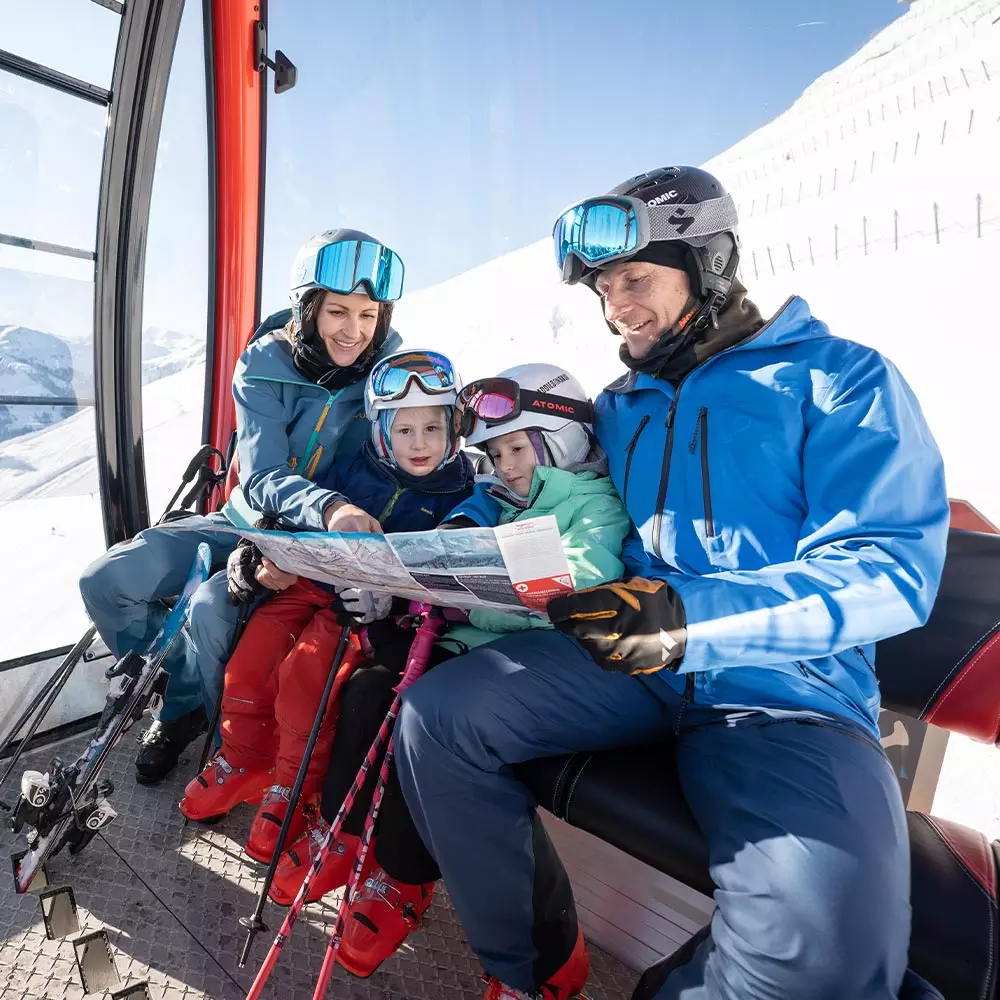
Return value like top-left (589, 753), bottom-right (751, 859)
top-left (517, 390), bottom-right (594, 424)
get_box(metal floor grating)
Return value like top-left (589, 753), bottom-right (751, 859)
top-left (1, 733), bottom-right (638, 999)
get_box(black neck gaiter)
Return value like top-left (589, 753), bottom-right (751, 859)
top-left (617, 280), bottom-right (765, 386)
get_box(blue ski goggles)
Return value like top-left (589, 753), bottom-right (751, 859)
top-left (552, 196), bottom-right (649, 284)
top-left (298, 238), bottom-right (405, 302)
top-left (369, 350), bottom-right (458, 403)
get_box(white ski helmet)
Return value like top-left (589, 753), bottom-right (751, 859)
top-left (364, 349), bottom-right (462, 467)
top-left (464, 363), bottom-right (593, 470)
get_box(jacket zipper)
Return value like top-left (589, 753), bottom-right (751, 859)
top-left (674, 672), bottom-right (696, 733)
top-left (378, 485), bottom-right (407, 522)
top-left (855, 646), bottom-right (874, 671)
top-left (622, 415), bottom-right (650, 506)
top-left (651, 399), bottom-right (678, 560)
top-left (688, 407), bottom-right (715, 539)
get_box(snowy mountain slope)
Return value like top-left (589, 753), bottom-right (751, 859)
top-left (0, 322), bottom-right (205, 442)
top-left (0, 361), bottom-right (207, 510)
top-left (394, 0), bottom-right (1000, 526)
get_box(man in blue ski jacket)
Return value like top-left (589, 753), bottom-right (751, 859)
top-left (393, 167), bottom-right (949, 1000)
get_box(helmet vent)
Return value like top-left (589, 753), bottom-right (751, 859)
top-left (711, 252), bottom-right (726, 274)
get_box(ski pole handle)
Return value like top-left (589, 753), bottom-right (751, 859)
top-left (394, 604), bottom-right (445, 694)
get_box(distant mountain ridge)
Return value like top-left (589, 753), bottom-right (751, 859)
top-left (0, 324), bottom-right (204, 443)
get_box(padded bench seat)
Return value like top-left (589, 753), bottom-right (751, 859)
top-left (516, 526), bottom-right (1000, 1000)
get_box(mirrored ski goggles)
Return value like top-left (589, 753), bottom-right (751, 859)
top-left (552, 196), bottom-right (649, 282)
top-left (301, 238), bottom-right (405, 302)
top-left (369, 350), bottom-right (458, 402)
top-left (455, 377), bottom-right (594, 438)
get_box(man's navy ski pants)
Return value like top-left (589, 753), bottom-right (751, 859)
top-left (79, 515), bottom-right (240, 722)
top-left (395, 629), bottom-right (912, 999)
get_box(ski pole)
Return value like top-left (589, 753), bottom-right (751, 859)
top-left (309, 604), bottom-right (444, 999)
top-left (189, 601), bottom-right (253, 799)
top-left (238, 624), bottom-right (358, 967)
top-left (245, 604), bottom-right (442, 1000)
top-left (0, 625), bottom-right (97, 796)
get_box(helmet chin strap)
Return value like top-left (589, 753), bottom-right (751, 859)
top-left (614, 294), bottom-right (702, 375)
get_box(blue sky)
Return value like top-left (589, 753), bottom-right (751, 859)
top-left (0, 0), bottom-right (909, 335)
top-left (262, 0), bottom-right (909, 299)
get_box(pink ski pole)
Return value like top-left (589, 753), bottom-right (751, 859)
top-left (246, 604), bottom-right (443, 1000)
top-left (310, 604), bottom-right (444, 999)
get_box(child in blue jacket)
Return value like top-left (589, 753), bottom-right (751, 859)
top-left (178, 351), bottom-right (474, 864)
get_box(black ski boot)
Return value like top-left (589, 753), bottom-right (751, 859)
top-left (134, 706), bottom-right (208, 785)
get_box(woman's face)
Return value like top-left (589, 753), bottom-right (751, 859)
top-left (315, 290), bottom-right (380, 367)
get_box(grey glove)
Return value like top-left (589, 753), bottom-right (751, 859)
top-left (331, 587), bottom-right (393, 625)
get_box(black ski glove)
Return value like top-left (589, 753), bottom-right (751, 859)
top-left (226, 515), bottom-right (281, 605)
top-left (226, 539), bottom-right (265, 605)
top-left (547, 577), bottom-right (687, 675)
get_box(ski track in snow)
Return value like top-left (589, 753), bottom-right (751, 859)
top-left (2, 0), bottom-right (999, 834)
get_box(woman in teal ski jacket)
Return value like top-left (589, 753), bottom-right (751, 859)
top-left (79, 229), bottom-right (404, 785)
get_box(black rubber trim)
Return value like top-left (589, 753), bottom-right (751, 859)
top-left (199, 0), bottom-right (219, 456)
top-left (94, 0), bottom-right (185, 544)
top-left (0, 48), bottom-right (111, 105)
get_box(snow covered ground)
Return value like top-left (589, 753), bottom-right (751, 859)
top-left (2, 0), bottom-right (999, 833)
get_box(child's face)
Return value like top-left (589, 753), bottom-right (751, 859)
top-left (486, 430), bottom-right (537, 497)
top-left (390, 405), bottom-right (449, 476)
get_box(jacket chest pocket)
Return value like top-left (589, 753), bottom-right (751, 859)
top-left (688, 407), bottom-right (731, 567)
top-left (685, 402), bottom-right (806, 570)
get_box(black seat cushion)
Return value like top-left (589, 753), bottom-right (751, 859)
top-left (519, 748), bottom-right (1000, 1000)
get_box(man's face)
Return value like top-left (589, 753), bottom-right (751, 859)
top-left (594, 260), bottom-right (693, 360)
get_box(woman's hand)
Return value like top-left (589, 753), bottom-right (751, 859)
top-left (323, 500), bottom-right (382, 534)
top-left (256, 557), bottom-right (298, 592)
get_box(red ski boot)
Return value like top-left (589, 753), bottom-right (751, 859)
top-left (337, 869), bottom-right (435, 978)
top-left (244, 784), bottom-right (316, 863)
top-left (178, 753), bottom-right (272, 823)
top-left (268, 817), bottom-right (362, 906)
top-left (481, 925), bottom-right (590, 999)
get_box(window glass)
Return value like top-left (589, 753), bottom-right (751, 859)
top-left (0, 68), bottom-right (106, 250)
top-left (0, 0), bottom-right (120, 89)
top-left (140, 0), bottom-right (210, 518)
top-left (0, 243), bottom-right (103, 662)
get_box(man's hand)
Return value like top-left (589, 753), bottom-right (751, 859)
top-left (547, 577), bottom-right (687, 675)
top-left (256, 557), bottom-right (298, 592)
top-left (323, 500), bottom-right (382, 534)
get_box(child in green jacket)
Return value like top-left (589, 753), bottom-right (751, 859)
top-left (444, 362), bottom-right (631, 649)
top-left (276, 362), bottom-right (629, 979)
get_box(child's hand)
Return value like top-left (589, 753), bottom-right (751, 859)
top-left (323, 500), bottom-right (382, 534)
top-left (331, 587), bottom-right (392, 625)
top-left (256, 557), bottom-right (298, 592)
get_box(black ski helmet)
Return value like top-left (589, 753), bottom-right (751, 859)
top-left (596, 165), bottom-right (740, 331)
